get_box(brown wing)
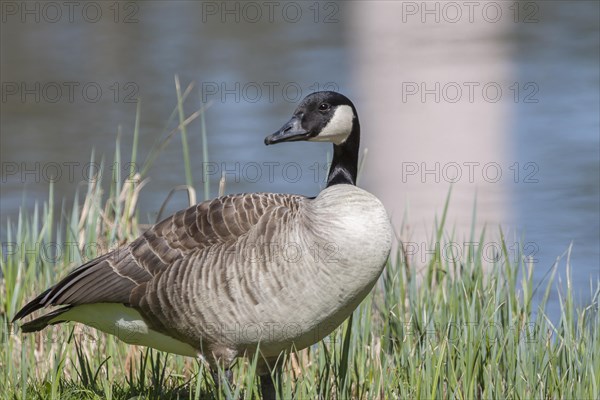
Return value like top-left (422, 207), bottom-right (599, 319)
top-left (13, 192), bottom-right (305, 322)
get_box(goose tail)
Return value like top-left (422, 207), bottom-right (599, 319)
top-left (18, 306), bottom-right (73, 333)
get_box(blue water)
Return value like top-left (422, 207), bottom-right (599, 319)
top-left (512, 1), bottom-right (600, 309)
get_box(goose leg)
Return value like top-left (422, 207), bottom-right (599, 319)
top-left (259, 372), bottom-right (275, 400)
top-left (208, 348), bottom-right (237, 394)
top-left (259, 367), bottom-right (282, 400)
top-left (211, 368), bottom-right (233, 393)
top-left (224, 368), bottom-right (233, 386)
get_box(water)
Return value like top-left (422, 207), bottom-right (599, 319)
top-left (1, 1), bottom-right (598, 319)
top-left (512, 1), bottom-right (600, 308)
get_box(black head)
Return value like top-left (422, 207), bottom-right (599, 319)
top-left (265, 91), bottom-right (359, 146)
top-left (265, 91), bottom-right (361, 187)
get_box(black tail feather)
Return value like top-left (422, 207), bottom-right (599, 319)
top-left (19, 306), bottom-right (73, 333)
top-left (12, 253), bottom-right (113, 323)
top-left (12, 287), bottom-right (53, 322)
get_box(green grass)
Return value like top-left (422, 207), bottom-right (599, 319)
top-left (1, 91), bottom-right (598, 399)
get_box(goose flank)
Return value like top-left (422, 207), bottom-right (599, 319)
top-left (13, 91), bottom-right (393, 399)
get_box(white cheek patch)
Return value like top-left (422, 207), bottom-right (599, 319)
top-left (309, 105), bottom-right (354, 145)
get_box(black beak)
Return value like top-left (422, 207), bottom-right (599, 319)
top-left (264, 116), bottom-right (310, 145)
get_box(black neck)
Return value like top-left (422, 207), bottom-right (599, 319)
top-left (326, 121), bottom-right (360, 187)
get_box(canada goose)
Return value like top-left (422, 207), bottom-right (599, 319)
top-left (13, 91), bottom-right (393, 399)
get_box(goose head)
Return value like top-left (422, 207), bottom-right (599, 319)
top-left (265, 91), bottom-right (360, 186)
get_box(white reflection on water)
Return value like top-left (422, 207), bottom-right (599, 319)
top-left (349, 1), bottom-right (599, 317)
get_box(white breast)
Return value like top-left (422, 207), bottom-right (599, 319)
top-left (306, 184), bottom-right (393, 275)
top-left (253, 184), bottom-right (393, 354)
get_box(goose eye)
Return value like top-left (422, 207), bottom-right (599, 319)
top-left (319, 103), bottom-right (330, 111)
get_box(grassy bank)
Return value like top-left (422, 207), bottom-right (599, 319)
top-left (1, 95), bottom-right (598, 399)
